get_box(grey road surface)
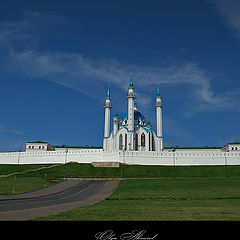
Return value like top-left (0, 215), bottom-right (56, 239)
top-left (0, 179), bottom-right (119, 220)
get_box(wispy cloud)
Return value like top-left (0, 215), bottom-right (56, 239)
top-left (0, 125), bottom-right (23, 136)
top-left (9, 48), bottom-right (240, 114)
top-left (162, 115), bottom-right (202, 147)
top-left (209, 0), bottom-right (240, 38)
top-left (1, 10), bottom-right (240, 116)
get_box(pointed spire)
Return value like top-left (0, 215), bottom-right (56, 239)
top-left (129, 72), bottom-right (133, 87)
top-left (106, 84), bottom-right (110, 98)
top-left (157, 82), bottom-right (161, 97)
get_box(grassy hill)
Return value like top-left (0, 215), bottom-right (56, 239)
top-left (1, 162), bottom-right (240, 179)
top-left (37, 178), bottom-right (240, 220)
top-left (2, 163), bottom-right (240, 220)
top-left (0, 163), bottom-right (239, 195)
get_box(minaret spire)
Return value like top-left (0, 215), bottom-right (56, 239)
top-left (157, 82), bottom-right (161, 97)
top-left (129, 72), bottom-right (133, 87)
top-left (103, 84), bottom-right (112, 151)
top-left (127, 72), bottom-right (135, 150)
top-left (127, 73), bottom-right (135, 132)
top-left (106, 83), bottom-right (110, 98)
top-left (155, 83), bottom-right (163, 151)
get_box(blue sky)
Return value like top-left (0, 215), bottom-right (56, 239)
top-left (0, 0), bottom-right (240, 151)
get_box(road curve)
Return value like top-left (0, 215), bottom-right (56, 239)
top-left (0, 179), bottom-right (119, 220)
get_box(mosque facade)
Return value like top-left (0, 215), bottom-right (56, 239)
top-left (103, 74), bottom-right (163, 153)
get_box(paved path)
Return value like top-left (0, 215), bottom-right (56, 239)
top-left (0, 179), bottom-right (119, 220)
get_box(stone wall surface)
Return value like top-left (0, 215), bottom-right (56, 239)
top-left (0, 149), bottom-right (240, 166)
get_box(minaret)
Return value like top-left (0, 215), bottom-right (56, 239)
top-left (127, 73), bottom-right (135, 131)
top-left (134, 98), bottom-right (138, 111)
top-left (113, 113), bottom-right (119, 135)
top-left (155, 86), bottom-right (163, 151)
top-left (127, 73), bottom-right (135, 150)
top-left (103, 85), bottom-right (112, 151)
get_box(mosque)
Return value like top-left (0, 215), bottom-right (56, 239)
top-left (103, 73), bottom-right (163, 153)
top-left (0, 73), bottom-right (240, 166)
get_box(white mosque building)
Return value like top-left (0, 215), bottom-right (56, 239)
top-left (103, 73), bottom-right (163, 153)
top-left (0, 73), bottom-right (240, 166)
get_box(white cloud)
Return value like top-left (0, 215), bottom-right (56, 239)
top-left (7, 47), bottom-right (240, 115)
top-left (0, 125), bottom-right (23, 135)
top-left (1, 9), bottom-right (240, 149)
top-left (209, 0), bottom-right (240, 38)
top-left (162, 115), bottom-right (201, 147)
top-left (1, 10), bottom-right (240, 116)
top-left (0, 29), bottom-right (18, 40)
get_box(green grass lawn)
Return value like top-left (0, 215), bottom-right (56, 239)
top-left (1, 162), bottom-right (240, 196)
top-left (35, 178), bottom-right (240, 221)
top-left (0, 164), bottom-right (64, 195)
top-left (1, 163), bottom-right (240, 179)
top-left (2, 163), bottom-right (240, 220)
top-left (0, 176), bottom-right (62, 195)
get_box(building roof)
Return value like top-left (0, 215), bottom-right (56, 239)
top-left (228, 142), bottom-right (240, 145)
top-left (164, 146), bottom-right (222, 149)
top-left (53, 145), bottom-right (102, 149)
top-left (26, 141), bottom-right (48, 144)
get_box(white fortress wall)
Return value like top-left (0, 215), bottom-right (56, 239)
top-left (116, 150), bottom-right (240, 166)
top-left (0, 149), bottom-right (103, 165)
top-left (102, 151), bottom-right (120, 162)
top-left (0, 149), bottom-right (240, 166)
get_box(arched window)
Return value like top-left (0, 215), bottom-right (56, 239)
top-left (141, 133), bottom-right (145, 147)
top-left (119, 134), bottom-right (123, 150)
top-left (152, 135), bottom-right (155, 151)
top-left (149, 132), bottom-right (151, 151)
top-left (135, 134), bottom-right (138, 150)
top-left (125, 134), bottom-right (127, 150)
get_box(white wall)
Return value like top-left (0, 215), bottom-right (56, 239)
top-left (103, 150), bottom-right (240, 166)
top-left (0, 149), bottom-right (240, 166)
top-left (0, 149), bottom-right (103, 165)
top-left (116, 150), bottom-right (240, 166)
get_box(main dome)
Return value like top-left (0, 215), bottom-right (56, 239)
top-left (120, 110), bottom-right (146, 121)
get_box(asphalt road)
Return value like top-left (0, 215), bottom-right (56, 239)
top-left (0, 179), bottom-right (119, 220)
